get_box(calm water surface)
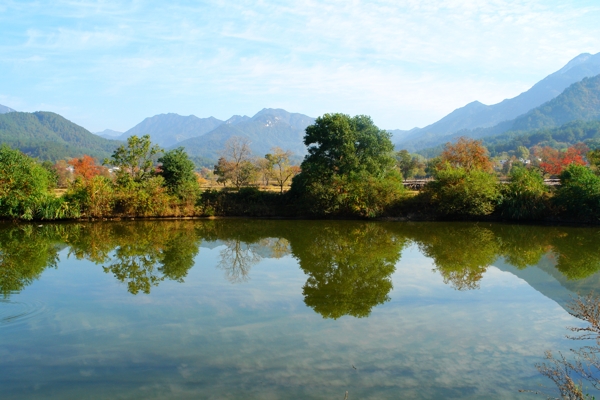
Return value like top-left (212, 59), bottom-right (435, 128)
top-left (1, 220), bottom-right (600, 399)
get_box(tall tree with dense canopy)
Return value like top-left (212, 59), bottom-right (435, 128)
top-left (439, 137), bottom-right (493, 172)
top-left (158, 147), bottom-right (200, 200)
top-left (291, 113), bottom-right (401, 216)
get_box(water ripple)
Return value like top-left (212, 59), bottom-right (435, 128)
top-left (0, 298), bottom-right (46, 327)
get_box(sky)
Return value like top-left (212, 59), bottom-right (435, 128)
top-left (1, 0), bottom-right (600, 133)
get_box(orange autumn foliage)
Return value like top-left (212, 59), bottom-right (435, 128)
top-left (439, 137), bottom-right (493, 172)
top-left (68, 155), bottom-right (103, 180)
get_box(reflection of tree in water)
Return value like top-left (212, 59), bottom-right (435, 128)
top-left (217, 237), bottom-right (290, 283)
top-left (492, 224), bottom-right (553, 269)
top-left (291, 223), bottom-right (404, 319)
top-left (532, 294), bottom-right (600, 399)
top-left (218, 239), bottom-right (260, 283)
top-left (62, 221), bottom-right (202, 295)
top-left (412, 224), bottom-right (499, 290)
top-left (551, 230), bottom-right (600, 280)
top-left (0, 224), bottom-right (60, 298)
top-left (101, 223), bottom-right (201, 294)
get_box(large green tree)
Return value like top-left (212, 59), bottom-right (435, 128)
top-left (158, 147), bottom-right (200, 200)
top-left (291, 114), bottom-right (401, 216)
top-left (105, 135), bottom-right (162, 182)
top-left (0, 145), bottom-right (53, 219)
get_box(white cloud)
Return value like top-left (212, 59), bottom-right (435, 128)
top-left (1, 0), bottom-right (600, 130)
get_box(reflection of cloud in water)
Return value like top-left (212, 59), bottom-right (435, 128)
top-left (8, 254), bottom-right (573, 399)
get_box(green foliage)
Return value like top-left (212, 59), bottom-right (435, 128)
top-left (114, 176), bottom-right (173, 217)
top-left (0, 225), bottom-right (60, 298)
top-left (291, 222), bottom-right (405, 319)
top-left (554, 164), bottom-right (600, 220)
top-left (0, 111), bottom-right (120, 162)
top-left (291, 113), bottom-right (399, 216)
top-left (36, 195), bottom-right (81, 220)
top-left (499, 166), bottom-right (549, 220)
top-left (396, 149), bottom-right (419, 179)
top-left (158, 147), bottom-right (200, 200)
top-left (0, 145), bottom-right (53, 219)
top-left (65, 176), bottom-right (115, 218)
top-left (423, 166), bottom-right (500, 217)
top-left (198, 187), bottom-right (290, 217)
top-left (297, 171), bottom-right (405, 217)
top-left (105, 134), bottom-right (163, 182)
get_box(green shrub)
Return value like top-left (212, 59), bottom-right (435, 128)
top-left (114, 176), bottom-right (174, 217)
top-left (554, 164), bottom-right (600, 220)
top-left (424, 166), bottom-right (500, 217)
top-left (294, 171), bottom-right (405, 218)
top-left (35, 195), bottom-right (81, 220)
top-left (0, 145), bottom-right (53, 220)
top-left (499, 166), bottom-right (549, 220)
top-left (65, 176), bottom-right (116, 218)
top-left (198, 187), bottom-right (289, 217)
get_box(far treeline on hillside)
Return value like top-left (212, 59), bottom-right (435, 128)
top-left (0, 111), bottom-right (121, 161)
top-left (2, 112), bottom-right (600, 223)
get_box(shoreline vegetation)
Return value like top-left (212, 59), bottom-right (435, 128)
top-left (1, 113), bottom-right (600, 224)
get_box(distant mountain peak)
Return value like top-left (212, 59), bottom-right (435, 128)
top-left (0, 104), bottom-right (16, 114)
top-left (395, 51), bottom-right (600, 149)
top-left (557, 52), bottom-right (596, 74)
top-left (225, 115), bottom-right (251, 125)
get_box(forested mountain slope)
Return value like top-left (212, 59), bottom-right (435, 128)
top-left (396, 52), bottom-right (600, 149)
top-left (0, 111), bottom-right (121, 161)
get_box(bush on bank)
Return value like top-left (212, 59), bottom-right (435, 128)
top-left (422, 165), bottom-right (500, 217)
top-left (498, 166), bottom-right (550, 221)
top-left (554, 164), bottom-right (600, 221)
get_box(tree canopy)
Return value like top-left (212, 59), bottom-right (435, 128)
top-left (297, 113), bottom-right (395, 182)
top-left (290, 113), bottom-right (401, 216)
top-left (105, 135), bottom-right (162, 182)
top-left (158, 147), bottom-right (200, 199)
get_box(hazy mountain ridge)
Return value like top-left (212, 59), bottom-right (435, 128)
top-left (96, 129), bottom-right (123, 139)
top-left (0, 104), bottom-right (16, 114)
top-left (0, 111), bottom-right (121, 161)
top-left (411, 73), bottom-right (600, 155)
top-left (173, 108), bottom-right (315, 162)
top-left (119, 113), bottom-right (225, 147)
top-left (397, 52), bottom-right (600, 148)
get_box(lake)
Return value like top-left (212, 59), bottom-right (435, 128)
top-left (1, 219), bottom-right (599, 399)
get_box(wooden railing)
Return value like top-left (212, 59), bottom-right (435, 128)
top-left (402, 178), bottom-right (561, 190)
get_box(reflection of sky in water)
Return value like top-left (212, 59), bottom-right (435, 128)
top-left (0, 241), bottom-right (588, 399)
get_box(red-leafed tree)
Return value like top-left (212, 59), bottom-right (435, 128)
top-left (68, 155), bottom-right (103, 180)
top-left (536, 146), bottom-right (587, 176)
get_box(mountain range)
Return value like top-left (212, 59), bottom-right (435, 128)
top-left (412, 73), bottom-right (600, 154)
top-left (1, 51), bottom-right (600, 164)
top-left (110, 108), bottom-right (314, 162)
top-left (0, 111), bottom-right (120, 161)
top-left (396, 52), bottom-right (600, 151)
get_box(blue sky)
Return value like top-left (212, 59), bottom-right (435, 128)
top-left (1, 0), bottom-right (600, 132)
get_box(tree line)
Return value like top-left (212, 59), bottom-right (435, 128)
top-left (1, 112), bottom-right (600, 222)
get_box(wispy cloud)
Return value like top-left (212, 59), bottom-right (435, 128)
top-left (1, 0), bottom-right (599, 130)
